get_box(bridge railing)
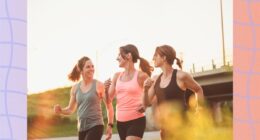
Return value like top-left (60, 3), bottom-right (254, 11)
top-left (187, 59), bottom-right (233, 74)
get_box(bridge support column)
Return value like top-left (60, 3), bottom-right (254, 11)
top-left (212, 101), bottom-right (223, 124)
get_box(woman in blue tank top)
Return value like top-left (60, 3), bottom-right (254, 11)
top-left (142, 45), bottom-right (205, 140)
top-left (53, 56), bottom-right (114, 140)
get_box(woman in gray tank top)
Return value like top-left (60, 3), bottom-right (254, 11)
top-left (54, 56), bottom-right (114, 140)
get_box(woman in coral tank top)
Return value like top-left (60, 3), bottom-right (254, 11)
top-left (104, 44), bottom-right (153, 140)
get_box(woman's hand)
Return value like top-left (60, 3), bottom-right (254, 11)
top-left (137, 104), bottom-right (146, 113)
top-left (105, 124), bottom-right (113, 140)
top-left (144, 78), bottom-right (154, 91)
top-left (53, 104), bottom-right (62, 114)
top-left (104, 78), bottom-right (112, 91)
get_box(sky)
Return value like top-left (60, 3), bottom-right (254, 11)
top-left (28, 0), bottom-right (232, 94)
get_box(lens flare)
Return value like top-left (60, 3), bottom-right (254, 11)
top-left (154, 99), bottom-right (232, 140)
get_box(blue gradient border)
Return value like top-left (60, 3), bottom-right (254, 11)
top-left (0, 0), bottom-right (27, 139)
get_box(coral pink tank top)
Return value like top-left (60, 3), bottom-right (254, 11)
top-left (115, 70), bottom-right (145, 122)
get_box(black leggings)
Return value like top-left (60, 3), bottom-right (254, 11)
top-left (117, 117), bottom-right (146, 140)
top-left (78, 125), bottom-right (104, 140)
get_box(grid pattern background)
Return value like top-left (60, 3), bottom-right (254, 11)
top-left (0, 0), bottom-right (260, 139)
top-left (0, 0), bottom-right (27, 139)
top-left (234, 0), bottom-right (260, 140)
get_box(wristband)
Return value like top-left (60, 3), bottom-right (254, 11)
top-left (108, 123), bottom-right (114, 128)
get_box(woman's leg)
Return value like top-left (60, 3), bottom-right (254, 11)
top-left (126, 117), bottom-right (146, 140)
top-left (117, 121), bottom-right (127, 140)
top-left (85, 125), bottom-right (104, 140)
top-left (78, 130), bottom-right (87, 140)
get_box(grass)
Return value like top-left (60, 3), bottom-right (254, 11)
top-left (28, 121), bottom-right (77, 139)
top-left (28, 87), bottom-right (72, 117)
top-left (28, 87), bottom-right (118, 139)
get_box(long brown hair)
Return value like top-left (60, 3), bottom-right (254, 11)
top-left (155, 45), bottom-right (182, 69)
top-left (68, 56), bottom-right (90, 82)
top-left (120, 44), bottom-right (153, 77)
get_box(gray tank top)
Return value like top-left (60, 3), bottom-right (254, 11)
top-left (76, 80), bottom-right (104, 132)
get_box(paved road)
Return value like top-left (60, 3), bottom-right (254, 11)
top-left (39, 131), bottom-right (160, 140)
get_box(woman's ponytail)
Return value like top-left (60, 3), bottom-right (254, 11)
top-left (68, 64), bottom-right (81, 82)
top-left (139, 57), bottom-right (154, 77)
top-left (175, 57), bottom-right (182, 70)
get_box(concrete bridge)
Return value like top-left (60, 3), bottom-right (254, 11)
top-left (187, 65), bottom-right (233, 124)
top-left (188, 65), bottom-right (233, 102)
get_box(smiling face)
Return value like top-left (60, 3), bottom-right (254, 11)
top-left (116, 49), bottom-right (131, 68)
top-left (81, 60), bottom-right (95, 79)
